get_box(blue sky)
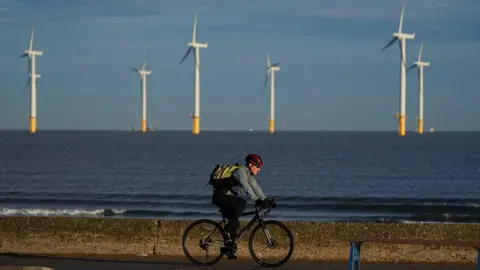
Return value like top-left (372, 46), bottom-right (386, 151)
top-left (0, 0), bottom-right (479, 131)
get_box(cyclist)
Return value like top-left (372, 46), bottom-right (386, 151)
top-left (211, 153), bottom-right (273, 259)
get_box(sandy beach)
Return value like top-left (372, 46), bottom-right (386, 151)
top-left (1, 216), bottom-right (479, 265)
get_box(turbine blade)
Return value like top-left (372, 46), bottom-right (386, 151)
top-left (399, 0), bottom-right (406, 33)
top-left (267, 53), bottom-right (271, 67)
top-left (271, 62), bottom-right (280, 67)
top-left (381, 37), bottom-right (397, 52)
top-left (179, 47), bottom-right (193, 65)
top-left (193, 48), bottom-right (198, 68)
top-left (263, 72), bottom-right (269, 92)
top-left (192, 9), bottom-right (197, 43)
top-left (142, 48), bottom-right (152, 70)
top-left (398, 40), bottom-right (405, 66)
top-left (407, 64), bottom-right (417, 70)
top-left (263, 68), bottom-right (272, 93)
top-left (22, 76), bottom-right (31, 92)
top-left (418, 42), bottom-right (423, 62)
top-left (20, 53), bottom-right (28, 58)
top-left (29, 25), bottom-right (35, 51)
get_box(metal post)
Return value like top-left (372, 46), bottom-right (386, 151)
top-left (349, 241), bottom-right (361, 270)
top-left (477, 248), bottom-right (480, 270)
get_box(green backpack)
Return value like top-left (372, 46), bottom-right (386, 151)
top-left (206, 163), bottom-right (241, 188)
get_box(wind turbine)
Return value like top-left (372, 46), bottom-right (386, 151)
top-left (179, 10), bottom-right (208, 135)
top-left (131, 49), bottom-right (152, 133)
top-left (381, 0), bottom-right (415, 136)
top-left (408, 42), bottom-right (430, 135)
top-left (263, 53), bottom-right (280, 134)
top-left (21, 25), bottom-right (43, 134)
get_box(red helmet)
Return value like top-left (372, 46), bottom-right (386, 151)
top-left (245, 154), bottom-right (263, 167)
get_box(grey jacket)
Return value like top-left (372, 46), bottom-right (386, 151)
top-left (228, 166), bottom-right (267, 201)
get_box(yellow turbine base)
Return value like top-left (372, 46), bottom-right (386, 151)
top-left (399, 115), bottom-right (406, 136)
top-left (29, 116), bottom-right (36, 134)
top-left (269, 119), bottom-right (275, 133)
top-left (141, 119), bottom-right (147, 133)
top-left (192, 116), bottom-right (200, 135)
top-left (417, 118), bottom-right (424, 134)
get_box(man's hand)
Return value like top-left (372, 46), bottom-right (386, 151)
top-left (266, 197), bottom-right (276, 208)
top-left (255, 199), bottom-right (270, 209)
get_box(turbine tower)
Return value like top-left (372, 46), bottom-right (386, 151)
top-left (180, 10), bottom-right (208, 135)
top-left (131, 49), bottom-right (152, 133)
top-left (263, 53), bottom-right (280, 134)
top-left (381, 0), bottom-right (415, 136)
top-left (408, 42), bottom-right (430, 135)
top-left (21, 26), bottom-right (43, 134)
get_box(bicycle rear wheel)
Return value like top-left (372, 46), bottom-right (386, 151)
top-left (248, 220), bottom-right (295, 267)
top-left (182, 219), bottom-right (227, 266)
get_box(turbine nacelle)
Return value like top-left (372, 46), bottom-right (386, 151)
top-left (393, 32), bottom-right (415, 40)
top-left (138, 70), bottom-right (152, 76)
top-left (415, 61), bottom-right (430, 67)
top-left (131, 68), bottom-right (152, 78)
top-left (408, 61), bottom-right (430, 71)
top-left (21, 50), bottom-right (43, 58)
top-left (188, 42), bottom-right (208, 49)
top-left (269, 66), bottom-right (280, 72)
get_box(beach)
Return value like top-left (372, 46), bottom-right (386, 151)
top-left (1, 216), bottom-right (479, 265)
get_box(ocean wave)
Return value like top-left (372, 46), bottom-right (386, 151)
top-left (0, 207), bottom-right (225, 219)
top-left (1, 191), bottom-right (480, 223)
top-left (0, 208), bottom-right (126, 217)
top-left (1, 195), bottom-right (479, 215)
top-left (1, 207), bottom-right (480, 224)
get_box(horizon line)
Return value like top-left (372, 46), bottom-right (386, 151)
top-left (0, 129), bottom-right (477, 132)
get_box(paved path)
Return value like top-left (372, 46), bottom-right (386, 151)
top-left (0, 253), bottom-right (475, 270)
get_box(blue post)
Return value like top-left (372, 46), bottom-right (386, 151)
top-left (349, 241), bottom-right (361, 270)
top-left (477, 248), bottom-right (480, 270)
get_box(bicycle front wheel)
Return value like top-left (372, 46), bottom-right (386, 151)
top-left (248, 220), bottom-right (295, 267)
top-left (182, 219), bottom-right (227, 266)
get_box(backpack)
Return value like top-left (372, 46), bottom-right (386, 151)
top-left (206, 162), bottom-right (241, 188)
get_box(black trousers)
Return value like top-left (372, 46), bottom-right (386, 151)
top-left (212, 191), bottom-right (247, 242)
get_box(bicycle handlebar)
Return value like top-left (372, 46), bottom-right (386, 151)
top-left (254, 197), bottom-right (276, 215)
top-left (239, 198), bottom-right (276, 217)
top-left (254, 204), bottom-right (272, 215)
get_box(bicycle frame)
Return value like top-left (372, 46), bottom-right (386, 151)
top-left (204, 205), bottom-right (273, 245)
top-left (235, 206), bottom-right (273, 244)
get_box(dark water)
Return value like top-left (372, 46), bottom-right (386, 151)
top-left (0, 131), bottom-right (479, 223)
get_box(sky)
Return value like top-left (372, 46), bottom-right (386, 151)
top-left (0, 0), bottom-right (479, 131)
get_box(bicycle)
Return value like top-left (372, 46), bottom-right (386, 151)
top-left (182, 199), bottom-right (295, 267)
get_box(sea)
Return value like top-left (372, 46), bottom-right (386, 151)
top-left (0, 131), bottom-right (479, 224)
